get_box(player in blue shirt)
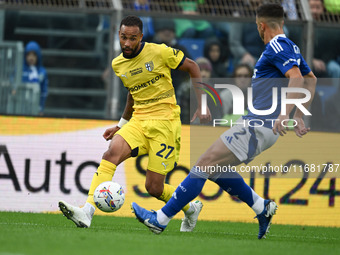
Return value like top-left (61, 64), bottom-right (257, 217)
top-left (244, 31), bottom-right (312, 128)
top-left (131, 3), bottom-right (317, 239)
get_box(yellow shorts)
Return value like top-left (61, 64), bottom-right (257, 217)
top-left (115, 118), bottom-right (181, 175)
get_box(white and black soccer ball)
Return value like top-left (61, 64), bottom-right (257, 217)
top-left (93, 181), bottom-right (125, 213)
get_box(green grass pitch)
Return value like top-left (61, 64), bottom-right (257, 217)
top-left (0, 212), bottom-right (339, 255)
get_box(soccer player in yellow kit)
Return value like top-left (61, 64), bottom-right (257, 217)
top-left (59, 15), bottom-right (211, 231)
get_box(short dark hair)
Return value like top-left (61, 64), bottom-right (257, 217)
top-left (256, 3), bottom-right (284, 19)
top-left (233, 63), bottom-right (253, 78)
top-left (120, 15), bottom-right (143, 33)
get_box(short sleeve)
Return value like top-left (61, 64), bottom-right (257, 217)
top-left (269, 40), bottom-right (300, 75)
top-left (160, 44), bottom-right (186, 70)
top-left (299, 55), bottom-right (311, 76)
top-left (270, 41), bottom-right (311, 76)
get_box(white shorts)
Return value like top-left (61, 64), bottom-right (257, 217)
top-left (220, 120), bottom-right (279, 164)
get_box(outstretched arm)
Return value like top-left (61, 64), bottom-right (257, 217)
top-left (178, 58), bottom-right (211, 123)
top-left (103, 92), bottom-right (134, 141)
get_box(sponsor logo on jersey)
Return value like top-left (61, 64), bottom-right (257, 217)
top-left (130, 67), bottom-right (143, 76)
top-left (173, 48), bottom-right (180, 57)
top-left (121, 72), bottom-right (128, 79)
top-left (225, 136), bottom-right (233, 143)
top-left (129, 74), bottom-right (164, 92)
top-left (162, 162), bottom-right (169, 170)
top-left (283, 58), bottom-right (297, 67)
top-left (134, 88), bottom-right (174, 105)
top-left (145, 61), bottom-right (154, 71)
top-left (293, 45), bottom-right (300, 54)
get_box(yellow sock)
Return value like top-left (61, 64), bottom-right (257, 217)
top-left (86, 159), bottom-right (117, 207)
top-left (158, 183), bottom-right (190, 212)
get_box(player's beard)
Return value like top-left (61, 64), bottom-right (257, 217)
top-left (122, 45), bottom-right (139, 58)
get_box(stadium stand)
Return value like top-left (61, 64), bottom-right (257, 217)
top-left (0, 0), bottom-right (339, 127)
top-left (0, 41), bottom-right (32, 115)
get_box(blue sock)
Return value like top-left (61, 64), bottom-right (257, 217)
top-left (161, 167), bottom-right (208, 218)
top-left (212, 171), bottom-right (255, 207)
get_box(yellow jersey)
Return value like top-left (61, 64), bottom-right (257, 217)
top-left (112, 42), bottom-right (185, 120)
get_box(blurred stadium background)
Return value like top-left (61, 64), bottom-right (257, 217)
top-left (1, 0), bottom-right (340, 122)
top-left (0, 0), bottom-right (340, 227)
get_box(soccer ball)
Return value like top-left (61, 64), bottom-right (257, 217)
top-left (93, 181), bottom-right (125, 213)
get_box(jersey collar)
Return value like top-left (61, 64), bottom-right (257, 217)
top-left (123, 42), bottom-right (145, 59)
top-left (272, 34), bottom-right (286, 41)
top-left (266, 34), bottom-right (286, 46)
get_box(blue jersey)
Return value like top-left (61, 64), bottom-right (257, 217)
top-left (243, 34), bottom-right (311, 128)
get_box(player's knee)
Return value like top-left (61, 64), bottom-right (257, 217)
top-left (102, 149), bottom-right (114, 161)
top-left (196, 152), bottom-right (214, 167)
top-left (102, 148), bottom-right (121, 165)
top-left (145, 182), bottom-right (163, 198)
